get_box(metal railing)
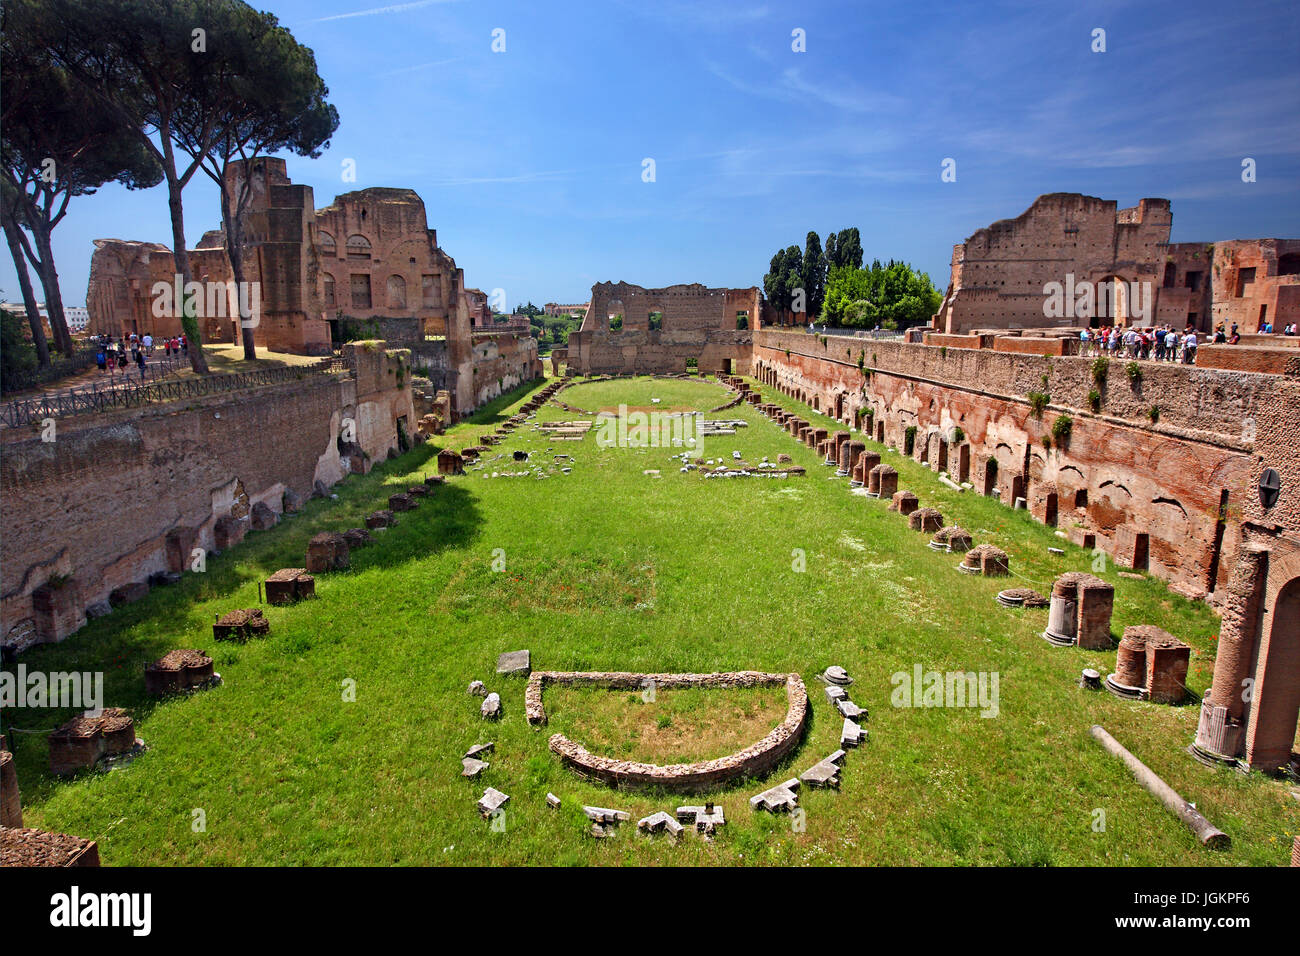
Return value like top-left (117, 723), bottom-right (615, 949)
top-left (0, 356), bottom-right (343, 429)
top-left (0, 347), bottom-right (100, 394)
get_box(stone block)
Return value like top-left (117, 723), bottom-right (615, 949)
top-left (841, 717), bottom-right (867, 748)
top-left (388, 492), bottom-right (416, 512)
top-left (144, 649), bottom-right (216, 696)
top-left (108, 581), bottom-right (149, 608)
top-left (496, 649), bottom-right (531, 677)
top-left (213, 514), bottom-right (248, 551)
top-left (250, 501), bottom-right (279, 531)
top-left (213, 607), bottom-right (270, 642)
top-left (477, 787), bottom-right (509, 818)
top-left (750, 777), bottom-right (800, 813)
top-left (305, 532), bottom-right (349, 573)
top-left (889, 490), bottom-right (919, 515)
top-left (365, 510), bottom-right (394, 530)
top-left (265, 568), bottom-right (315, 605)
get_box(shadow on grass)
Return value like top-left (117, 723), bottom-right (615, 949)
top-left (0, 440), bottom-right (491, 800)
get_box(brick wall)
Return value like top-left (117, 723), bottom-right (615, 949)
top-left (752, 328), bottom-right (1299, 600)
top-left (1, 346), bottom-right (414, 651)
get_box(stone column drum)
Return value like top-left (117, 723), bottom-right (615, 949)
top-left (827, 431), bottom-right (849, 466)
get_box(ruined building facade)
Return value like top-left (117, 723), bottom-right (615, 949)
top-left (84, 158), bottom-right (516, 417)
top-left (933, 193), bottom-right (1300, 335)
top-left (567, 281), bottom-right (759, 375)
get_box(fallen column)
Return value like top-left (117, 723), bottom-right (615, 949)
top-left (1088, 725), bottom-right (1229, 849)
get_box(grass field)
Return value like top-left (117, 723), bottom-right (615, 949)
top-left (4, 372), bottom-right (1297, 866)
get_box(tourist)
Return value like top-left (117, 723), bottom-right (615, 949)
top-left (143, 332), bottom-right (152, 355)
top-left (95, 345), bottom-right (107, 373)
top-left (1183, 328), bottom-right (1198, 365)
top-left (1154, 325), bottom-right (1166, 361)
top-left (1213, 325), bottom-right (1226, 344)
top-left (134, 345), bottom-right (147, 377)
top-left (180, 333), bottom-right (188, 355)
top-left (1079, 327), bottom-right (1090, 356)
top-left (1166, 328), bottom-right (1179, 362)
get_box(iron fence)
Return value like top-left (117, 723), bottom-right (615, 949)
top-left (0, 356), bottom-right (342, 429)
top-left (0, 348), bottom-right (99, 394)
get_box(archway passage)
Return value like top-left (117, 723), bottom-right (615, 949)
top-left (1249, 577), bottom-right (1300, 770)
top-left (1094, 275), bottom-right (1128, 327)
top-left (983, 458), bottom-right (998, 497)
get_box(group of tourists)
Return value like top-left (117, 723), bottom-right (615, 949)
top-left (1078, 325), bottom-right (1200, 364)
top-left (92, 331), bottom-right (186, 377)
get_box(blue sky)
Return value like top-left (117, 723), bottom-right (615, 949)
top-left (5, 0), bottom-right (1298, 310)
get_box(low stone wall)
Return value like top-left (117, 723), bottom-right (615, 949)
top-left (527, 671), bottom-right (809, 791)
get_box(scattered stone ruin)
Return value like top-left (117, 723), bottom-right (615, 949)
top-left (1106, 625), bottom-right (1191, 703)
top-left (525, 671), bottom-right (808, 791)
top-left (1042, 572), bottom-right (1115, 648)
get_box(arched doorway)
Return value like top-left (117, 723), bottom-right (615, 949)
top-left (1094, 275), bottom-right (1128, 327)
top-left (1249, 577), bottom-right (1300, 769)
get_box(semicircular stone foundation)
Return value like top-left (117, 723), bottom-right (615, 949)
top-left (526, 671), bottom-right (809, 792)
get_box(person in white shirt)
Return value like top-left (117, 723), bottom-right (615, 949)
top-left (143, 333), bottom-right (153, 355)
top-left (1183, 330), bottom-right (1197, 364)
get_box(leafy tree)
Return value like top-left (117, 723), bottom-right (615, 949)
top-left (801, 231), bottom-right (826, 319)
top-left (835, 227), bottom-right (863, 270)
top-left (822, 261), bottom-right (942, 330)
top-left (37, 0), bottom-right (320, 373)
top-left (0, 305), bottom-right (37, 389)
top-left (173, 5), bottom-right (338, 361)
top-left (1, 3), bottom-right (163, 358)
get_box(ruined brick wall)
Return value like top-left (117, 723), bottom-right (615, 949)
top-left (753, 328), bottom-right (1298, 600)
top-left (469, 331), bottom-right (542, 407)
top-left (1, 346), bottom-right (414, 650)
top-left (1209, 239), bottom-right (1300, 332)
top-left (86, 239), bottom-right (239, 345)
top-left (936, 194), bottom-right (1171, 333)
top-left (935, 194), bottom-right (1299, 337)
top-left (569, 281), bottom-right (757, 375)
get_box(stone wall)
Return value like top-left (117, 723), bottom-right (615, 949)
top-left (936, 194), bottom-right (1172, 333)
top-left (568, 281), bottom-right (758, 376)
top-left (468, 331), bottom-right (543, 408)
top-left (752, 328), bottom-right (1300, 601)
top-left (0, 343), bottom-right (414, 652)
top-left (934, 193), bottom-right (1300, 336)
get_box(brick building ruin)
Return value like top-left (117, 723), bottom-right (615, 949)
top-left (933, 192), bottom-right (1300, 336)
top-left (84, 158), bottom-right (538, 418)
top-left (566, 281), bottom-right (759, 375)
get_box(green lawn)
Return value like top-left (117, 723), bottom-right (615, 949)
top-left (4, 372), bottom-right (1297, 866)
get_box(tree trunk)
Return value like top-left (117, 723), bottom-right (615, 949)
top-left (28, 219), bottom-right (75, 358)
top-left (219, 181), bottom-right (256, 361)
top-left (165, 173), bottom-right (210, 374)
top-left (2, 210), bottom-right (50, 367)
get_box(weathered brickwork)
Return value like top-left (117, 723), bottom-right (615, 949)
top-left (568, 281), bottom-right (758, 375)
top-left (86, 159), bottom-right (491, 417)
top-left (753, 328), bottom-right (1297, 602)
top-left (933, 193), bottom-right (1299, 335)
top-left (1, 342), bottom-right (413, 651)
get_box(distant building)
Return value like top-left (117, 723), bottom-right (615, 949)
top-left (543, 302), bottom-right (589, 317)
